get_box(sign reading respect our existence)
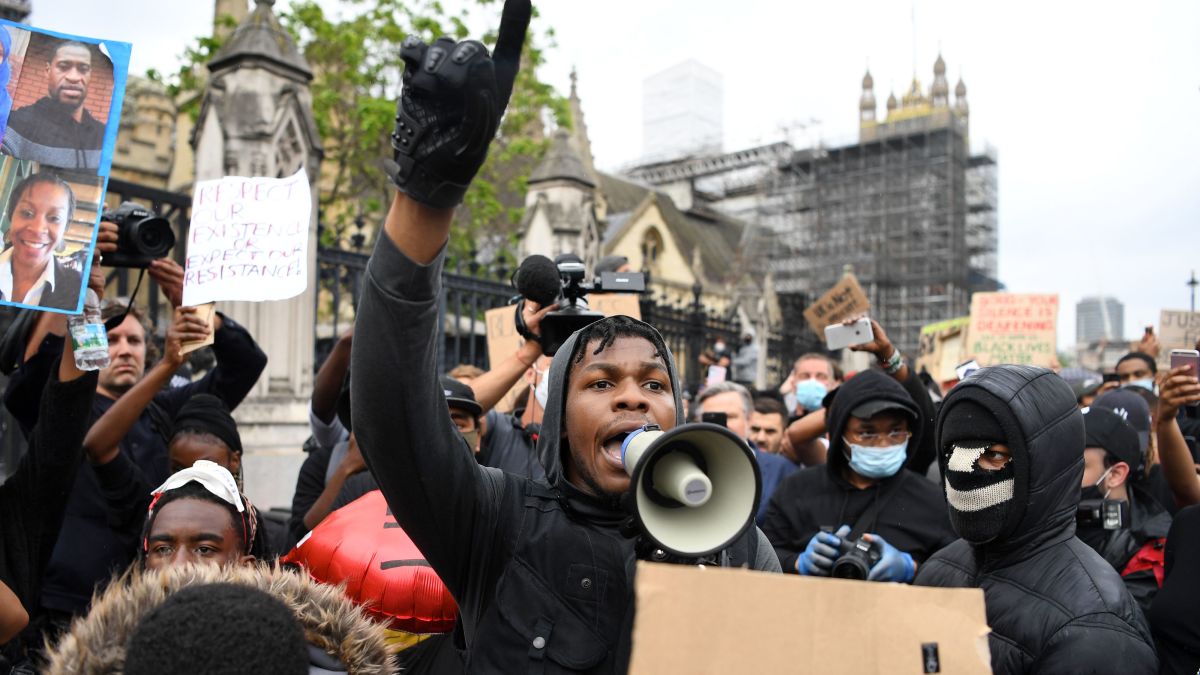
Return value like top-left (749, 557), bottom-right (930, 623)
top-left (802, 274), bottom-right (871, 339)
top-left (967, 293), bottom-right (1059, 367)
top-left (182, 168), bottom-right (312, 307)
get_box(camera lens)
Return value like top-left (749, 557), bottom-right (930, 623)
top-left (130, 216), bottom-right (175, 257)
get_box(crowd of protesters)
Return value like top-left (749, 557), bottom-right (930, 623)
top-left (0, 2), bottom-right (1196, 673)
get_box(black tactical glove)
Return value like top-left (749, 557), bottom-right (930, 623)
top-left (386, 0), bottom-right (531, 209)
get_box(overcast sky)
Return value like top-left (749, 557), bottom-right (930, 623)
top-left (41, 0), bottom-right (1200, 350)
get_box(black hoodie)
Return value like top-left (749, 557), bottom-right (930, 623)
top-left (762, 369), bottom-right (955, 574)
top-left (914, 366), bottom-right (1158, 675)
top-left (352, 234), bottom-right (779, 674)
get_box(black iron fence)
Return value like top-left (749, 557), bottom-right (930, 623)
top-left (315, 240), bottom-right (820, 397)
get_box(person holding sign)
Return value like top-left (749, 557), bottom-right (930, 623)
top-left (350, 3), bottom-right (779, 671)
top-left (0, 171), bottom-right (84, 310)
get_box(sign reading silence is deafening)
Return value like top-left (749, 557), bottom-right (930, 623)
top-left (182, 168), bottom-right (312, 307)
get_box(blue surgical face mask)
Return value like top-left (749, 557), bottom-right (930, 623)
top-left (844, 440), bottom-right (908, 479)
top-left (794, 379), bottom-right (828, 412)
top-left (1127, 378), bottom-right (1155, 393)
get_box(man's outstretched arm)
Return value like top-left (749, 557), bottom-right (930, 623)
top-left (352, 0), bottom-right (531, 599)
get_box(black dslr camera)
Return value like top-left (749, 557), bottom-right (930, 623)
top-left (514, 254), bottom-right (646, 356)
top-left (1077, 499), bottom-right (1128, 530)
top-left (101, 202), bottom-right (176, 269)
top-left (830, 533), bottom-right (883, 580)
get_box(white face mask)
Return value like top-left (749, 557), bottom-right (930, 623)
top-left (533, 367), bottom-right (549, 409)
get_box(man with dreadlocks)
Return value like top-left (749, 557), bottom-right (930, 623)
top-left (351, 2), bottom-right (778, 671)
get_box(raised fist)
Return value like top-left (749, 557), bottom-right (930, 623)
top-left (387, 0), bottom-right (531, 209)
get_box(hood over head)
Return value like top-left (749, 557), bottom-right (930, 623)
top-left (535, 315), bottom-right (684, 488)
top-left (936, 365), bottom-right (1084, 558)
top-left (45, 564), bottom-right (395, 675)
top-left (824, 369), bottom-right (921, 477)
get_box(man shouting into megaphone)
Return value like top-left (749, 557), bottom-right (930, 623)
top-left (351, 1), bottom-right (781, 671)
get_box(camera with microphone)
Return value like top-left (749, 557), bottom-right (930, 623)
top-left (511, 253), bottom-right (646, 356)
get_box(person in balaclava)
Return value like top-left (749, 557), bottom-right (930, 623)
top-left (762, 369), bottom-right (955, 582)
top-left (914, 365), bottom-right (1158, 675)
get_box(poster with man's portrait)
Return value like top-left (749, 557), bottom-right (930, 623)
top-left (0, 20), bottom-right (129, 314)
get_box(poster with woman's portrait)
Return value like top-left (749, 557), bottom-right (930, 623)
top-left (0, 155), bottom-right (103, 311)
top-left (0, 20), bottom-right (130, 314)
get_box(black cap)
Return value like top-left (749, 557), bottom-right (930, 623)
top-left (441, 376), bottom-right (482, 416)
top-left (1092, 388), bottom-right (1151, 453)
top-left (1083, 406), bottom-right (1142, 473)
top-left (850, 399), bottom-right (917, 422)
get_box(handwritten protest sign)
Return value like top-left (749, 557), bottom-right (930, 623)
top-left (917, 316), bottom-right (971, 382)
top-left (803, 275), bottom-right (870, 339)
top-left (182, 168), bottom-right (312, 306)
top-left (967, 293), bottom-right (1058, 367)
top-left (1159, 310), bottom-right (1200, 366)
top-left (485, 294), bottom-right (642, 411)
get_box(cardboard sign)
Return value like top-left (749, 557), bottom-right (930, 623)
top-left (917, 316), bottom-right (971, 382)
top-left (0, 21), bottom-right (132, 315)
top-left (803, 274), bottom-right (871, 338)
top-left (629, 562), bottom-right (991, 674)
top-left (967, 293), bottom-right (1059, 367)
top-left (484, 294), bottom-right (642, 411)
top-left (1159, 310), bottom-right (1200, 367)
top-left (178, 303), bottom-right (216, 356)
top-left (182, 168), bottom-right (311, 306)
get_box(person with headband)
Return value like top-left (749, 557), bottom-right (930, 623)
top-left (139, 461), bottom-right (258, 570)
top-left (0, 172), bottom-right (83, 310)
top-left (915, 365), bottom-right (1157, 674)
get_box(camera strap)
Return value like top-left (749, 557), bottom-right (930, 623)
top-left (846, 469), bottom-right (909, 542)
top-left (102, 268), bottom-right (147, 332)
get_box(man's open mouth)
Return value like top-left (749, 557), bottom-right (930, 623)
top-left (601, 424), bottom-right (648, 467)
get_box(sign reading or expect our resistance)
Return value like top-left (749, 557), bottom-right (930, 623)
top-left (967, 293), bottom-right (1059, 368)
top-left (182, 168), bottom-right (312, 306)
top-left (803, 274), bottom-right (871, 339)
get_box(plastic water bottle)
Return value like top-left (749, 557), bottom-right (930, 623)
top-left (67, 288), bottom-right (110, 371)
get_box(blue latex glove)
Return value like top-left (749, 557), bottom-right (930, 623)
top-left (797, 524), bottom-right (851, 576)
top-left (864, 533), bottom-right (915, 583)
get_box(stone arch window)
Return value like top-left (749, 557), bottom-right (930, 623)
top-left (641, 226), bottom-right (663, 275)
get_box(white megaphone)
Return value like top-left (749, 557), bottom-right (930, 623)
top-left (620, 422), bottom-right (762, 559)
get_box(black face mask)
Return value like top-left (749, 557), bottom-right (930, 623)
top-left (943, 444), bottom-right (1016, 544)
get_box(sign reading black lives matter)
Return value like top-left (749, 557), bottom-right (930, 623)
top-left (0, 21), bottom-right (130, 314)
top-left (182, 169), bottom-right (312, 306)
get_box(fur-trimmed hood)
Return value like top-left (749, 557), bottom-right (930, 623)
top-left (45, 563), bottom-right (396, 675)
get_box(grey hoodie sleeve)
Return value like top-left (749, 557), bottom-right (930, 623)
top-left (351, 232), bottom-right (508, 601)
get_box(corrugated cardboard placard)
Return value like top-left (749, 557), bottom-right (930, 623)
top-left (1159, 309), bottom-right (1200, 368)
top-left (803, 275), bottom-right (871, 338)
top-left (917, 316), bottom-right (971, 382)
top-left (630, 562), bottom-right (991, 675)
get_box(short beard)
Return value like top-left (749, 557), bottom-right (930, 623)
top-left (566, 445), bottom-right (625, 511)
top-left (97, 378), bottom-right (135, 399)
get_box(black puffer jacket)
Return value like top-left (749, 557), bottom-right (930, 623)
top-left (914, 366), bottom-right (1158, 674)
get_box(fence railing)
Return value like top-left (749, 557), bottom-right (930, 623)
top-left (315, 241), bottom-right (821, 397)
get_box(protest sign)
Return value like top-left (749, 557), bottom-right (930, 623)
top-left (1159, 310), bottom-right (1200, 367)
top-left (485, 294), bottom-right (642, 412)
top-left (182, 168), bottom-right (312, 307)
top-left (967, 293), bottom-right (1059, 367)
top-left (0, 21), bottom-right (131, 314)
top-left (917, 316), bottom-right (970, 382)
top-left (629, 562), bottom-right (991, 674)
top-left (803, 274), bottom-right (871, 339)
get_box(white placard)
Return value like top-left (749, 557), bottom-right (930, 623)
top-left (182, 168), bottom-right (311, 306)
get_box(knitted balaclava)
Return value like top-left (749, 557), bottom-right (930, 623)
top-left (939, 398), bottom-right (1021, 544)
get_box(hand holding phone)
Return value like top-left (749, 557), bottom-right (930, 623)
top-left (1169, 350), bottom-right (1200, 416)
top-left (824, 318), bottom-right (874, 350)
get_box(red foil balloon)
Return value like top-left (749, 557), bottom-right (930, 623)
top-left (285, 490), bottom-right (457, 633)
